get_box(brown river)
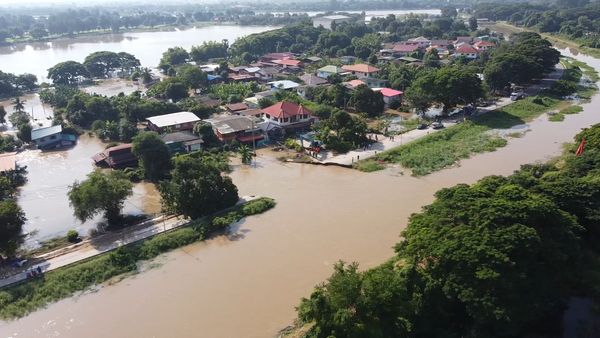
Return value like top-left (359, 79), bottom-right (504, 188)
top-left (1, 47), bottom-right (599, 337)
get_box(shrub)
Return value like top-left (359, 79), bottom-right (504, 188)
top-left (66, 230), bottom-right (79, 243)
top-left (242, 198), bottom-right (276, 215)
top-left (354, 159), bottom-right (385, 172)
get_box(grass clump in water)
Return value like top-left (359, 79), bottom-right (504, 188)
top-left (549, 114), bottom-right (565, 122)
top-left (0, 197), bottom-right (276, 320)
top-left (374, 121), bottom-right (507, 176)
top-left (354, 159), bottom-right (386, 172)
top-left (560, 105), bottom-right (584, 115)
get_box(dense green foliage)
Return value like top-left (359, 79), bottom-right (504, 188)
top-left (350, 85), bottom-right (385, 117)
top-left (190, 40), bottom-right (229, 62)
top-left (0, 200), bottom-right (26, 256)
top-left (131, 132), bottom-right (172, 181)
top-left (0, 71), bottom-right (37, 98)
top-left (316, 108), bottom-right (369, 153)
top-left (160, 152), bottom-right (239, 219)
top-left (68, 170), bottom-right (133, 225)
top-left (299, 124), bottom-right (600, 337)
top-left (83, 51), bottom-right (140, 78)
top-left (47, 60), bottom-right (90, 85)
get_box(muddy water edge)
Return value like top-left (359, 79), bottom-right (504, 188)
top-left (1, 47), bottom-right (600, 338)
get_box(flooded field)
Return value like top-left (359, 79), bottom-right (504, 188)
top-left (1, 48), bottom-right (599, 337)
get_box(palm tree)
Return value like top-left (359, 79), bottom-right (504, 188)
top-left (239, 145), bottom-right (252, 165)
top-left (12, 97), bottom-right (25, 113)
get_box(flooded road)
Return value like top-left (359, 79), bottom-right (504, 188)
top-left (1, 47), bottom-right (599, 337)
top-left (0, 25), bottom-right (277, 82)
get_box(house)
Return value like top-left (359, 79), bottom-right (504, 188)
top-left (227, 73), bottom-right (256, 82)
top-left (362, 77), bottom-right (388, 88)
top-left (207, 74), bottom-right (223, 84)
top-left (341, 64), bottom-right (380, 78)
top-left (390, 43), bottom-right (421, 57)
top-left (0, 152), bottom-right (16, 174)
top-left (261, 52), bottom-right (295, 63)
top-left (31, 125), bottom-right (76, 150)
top-left (268, 80), bottom-right (300, 91)
top-left (317, 65), bottom-right (343, 79)
top-left (303, 56), bottom-right (322, 63)
top-left (430, 39), bottom-right (451, 49)
top-left (374, 88), bottom-right (403, 107)
top-left (454, 45), bottom-right (479, 59)
top-left (205, 115), bottom-right (264, 143)
top-left (313, 15), bottom-right (352, 30)
top-left (474, 40), bottom-right (496, 52)
top-left (199, 64), bottom-right (220, 74)
top-left (92, 144), bottom-right (138, 169)
top-left (454, 36), bottom-right (474, 45)
top-left (254, 90), bottom-right (277, 100)
top-left (397, 56), bottom-right (421, 64)
top-left (256, 67), bottom-right (278, 81)
top-left (244, 97), bottom-right (260, 108)
top-left (261, 101), bottom-right (314, 131)
top-left (299, 74), bottom-right (328, 87)
top-left (160, 131), bottom-right (203, 154)
top-left (427, 45), bottom-right (450, 58)
top-left (225, 102), bottom-right (249, 113)
top-left (340, 56), bottom-right (358, 64)
top-left (408, 36), bottom-right (431, 48)
top-left (146, 112), bottom-right (201, 133)
top-left (344, 79), bottom-right (366, 89)
top-left (273, 59), bottom-right (303, 69)
top-left (198, 96), bottom-right (222, 108)
top-left (235, 109), bottom-right (263, 118)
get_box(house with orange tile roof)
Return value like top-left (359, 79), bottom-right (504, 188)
top-left (260, 101), bottom-right (315, 130)
top-left (341, 64), bottom-right (380, 78)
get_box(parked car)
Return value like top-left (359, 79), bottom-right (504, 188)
top-left (510, 92), bottom-right (525, 101)
top-left (431, 122), bottom-right (444, 129)
top-left (417, 123), bottom-right (429, 130)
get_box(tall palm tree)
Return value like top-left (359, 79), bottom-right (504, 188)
top-left (12, 97), bottom-right (25, 113)
top-left (239, 145), bottom-right (252, 165)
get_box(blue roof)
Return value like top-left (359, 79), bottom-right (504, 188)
top-left (31, 125), bottom-right (62, 140)
top-left (207, 74), bottom-right (222, 81)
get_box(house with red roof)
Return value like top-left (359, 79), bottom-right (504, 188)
top-left (454, 45), bottom-right (479, 59)
top-left (390, 43), bottom-right (421, 57)
top-left (474, 40), bottom-right (496, 52)
top-left (260, 101), bottom-right (315, 131)
top-left (341, 64), bottom-right (380, 78)
top-left (373, 88), bottom-right (404, 108)
top-left (273, 59), bottom-right (303, 69)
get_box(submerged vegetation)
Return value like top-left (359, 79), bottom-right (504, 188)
top-left (0, 197), bottom-right (275, 320)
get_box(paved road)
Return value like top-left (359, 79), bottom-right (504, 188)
top-left (318, 64), bottom-right (566, 167)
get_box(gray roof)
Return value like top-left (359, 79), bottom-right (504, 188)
top-left (299, 74), bottom-right (328, 86)
top-left (205, 115), bottom-right (260, 135)
top-left (160, 131), bottom-right (202, 144)
top-left (268, 80), bottom-right (300, 90)
top-left (31, 125), bottom-right (62, 141)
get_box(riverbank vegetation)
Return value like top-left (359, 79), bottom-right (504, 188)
top-left (297, 125), bottom-right (600, 337)
top-left (0, 196), bottom-right (275, 320)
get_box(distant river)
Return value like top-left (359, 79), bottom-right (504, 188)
top-left (0, 25), bottom-right (278, 82)
top-left (257, 8), bottom-right (442, 20)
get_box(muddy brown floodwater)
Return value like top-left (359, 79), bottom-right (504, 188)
top-left (1, 48), bottom-right (599, 338)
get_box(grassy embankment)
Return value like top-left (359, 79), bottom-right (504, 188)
top-left (356, 58), bottom-right (599, 175)
top-left (0, 197), bottom-right (276, 320)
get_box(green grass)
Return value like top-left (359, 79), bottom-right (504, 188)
top-left (372, 122), bottom-right (507, 176)
top-left (0, 197), bottom-right (276, 320)
top-left (23, 236), bottom-right (73, 257)
top-left (549, 114), bottom-right (565, 122)
top-left (560, 105), bottom-right (584, 115)
top-left (473, 96), bottom-right (560, 129)
top-left (354, 159), bottom-right (385, 172)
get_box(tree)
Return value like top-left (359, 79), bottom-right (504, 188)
top-left (17, 124), bottom-right (32, 143)
top-left (47, 61), bottom-right (90, 85)
top-left (176, 64), bottom-right (208, 91)
top-left (317, 109), bottom-right (369, 153)
top-left (0, 105), bottom-right (6, 124)
top-left (83, 51), bottom-right (121, 78)
top-left (469, 16), bottom-right (478, 31)
top-left (193, 122), bottom-right (219, 147)
top-left (190, 40), bottom-right (228, 62)
top-left (158, 47), bottom-right (189, 73)
top-left (239, 145), bottom-right (252, 164)
top-left (132, 131), bottom-right (172, 181)
top-left (351, 85), bottom-right (385, 117)
top-left (159, 154), bottom-right (239, 219)
top-left (12, 97), bottom-right (25, 113)
top-left (146, 78), bottom-right (189, 102)
top-left (0, 200), bottom-right (26, 256)
top-left (441, 6), bottom-right (458, 18)
top-left (423, 48), bottom-right (440, 68)
top-left (68, 170), bottom-right (133, 225)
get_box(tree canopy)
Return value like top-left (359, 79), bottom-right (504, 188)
top-left (131, 131), bottom-right (172, 181)
top-left (68, 170), bottom-right (133, 225)
top-left (47, 61), bottom-right (90, 85)
top-left (159, 153), bottom-right (238, 219)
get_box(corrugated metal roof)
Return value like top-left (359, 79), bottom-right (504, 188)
top-left (31, 125), bottom-right (62, 141)
top-left (146, 112), bottom-right (200, 128)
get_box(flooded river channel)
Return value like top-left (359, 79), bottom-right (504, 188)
top-left (1, 48), bottom-right (599, 337)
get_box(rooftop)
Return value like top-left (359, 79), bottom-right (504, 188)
top-left (374, 87), bottom-right (404, 97)
top-left (206, 115), bottom-right (260, 135)
top-left (318, 65), bottom-right (343, 74)
top-left (146, 112), bottom-right (200, 128)
top-left (31, 125), bottom-right (62, 141)
top-left (268, 80), bottom-right (300, 90)
top-left (160, 131), bottom-right (203, 144)
top-left (346, 79), bottom-right (366, 88)
top-left (392, 44), bottom-right (420, 52)
top-left (226, 102), bottom-right (249, 112)
top-left (274, 59), bottom-right (302, 67)
top-left (342, 63), bottom-right (380, 73)
top-left (262, 101), bottom-right (313, 119)
top-left (299, 74), bottom-right (328, 86)
top-left (455, 45), bottom-right (479, 54)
